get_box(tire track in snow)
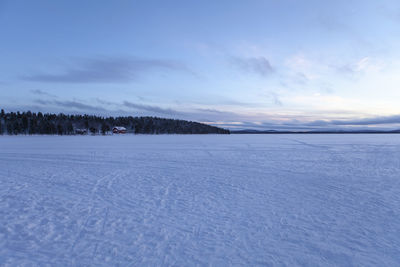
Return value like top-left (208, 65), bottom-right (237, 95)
top-left (284, 138), bottom-right (331, 149)
top-left (91, 207), bottom-right (109, 261)
top-left (69, 170), bottom-right (126, 260)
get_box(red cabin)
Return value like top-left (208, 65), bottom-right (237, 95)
top-left (112, 126), bottom-right (127, 134)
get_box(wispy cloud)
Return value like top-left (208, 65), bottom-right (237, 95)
top-left (31, 96), bottom-right (241, 120)
top-left (30, 89), bottom-right (56, 98)
top-left (335, 57), bottom-right (385, 78)
top-left (195, 108), bottom-right (237, 115)
top-left (22, 56), bottom-right (192, 84)
top-left (230, 56), bottom-right (274, 76)
top-left (123, 101), bottom-right (242, 121)
top-left (306, 115), bottom-right (400, 126)
top-left (34, 99), bottom-right (51, 105)
top-left (34, 99), bottom-right (107, 112)
top-left (123, 101), bottom-right (185, 116)
top-left (213, 113), bottom-right (400, 131)
top-left (54, 100), bottom-right (107, 112)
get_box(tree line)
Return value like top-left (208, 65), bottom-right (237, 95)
top-left (0, 109), bottom-right (230, 135)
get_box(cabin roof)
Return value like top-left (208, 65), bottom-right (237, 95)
top-left (113, 126), bottom-right (126, 131)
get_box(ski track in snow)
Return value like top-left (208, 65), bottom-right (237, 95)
top-left (0, 134), bottom-right (400, 266)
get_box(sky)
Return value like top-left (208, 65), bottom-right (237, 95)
top-left (1, 0), bottom-right (400, 131)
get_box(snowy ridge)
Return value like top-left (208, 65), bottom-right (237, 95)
top-left (1, 134), bottom-right (400, 265)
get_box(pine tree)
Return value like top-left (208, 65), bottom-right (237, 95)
top-left (57, 124), bottom-right (64, 135)
top-left (29, 117), bottom-right (38, 135)
top-left (12, 121), bottom-right (21, 135)
top-left (21, 114), bottom-right (28, 134)
top-left (66, 122), bottom-right (74, 134)
top-left (89, 126), bottom-right (97, 135)
top-left (101, 123), bottom-right (110, 135)
top-left (6, 122), bottom-right (12, 135)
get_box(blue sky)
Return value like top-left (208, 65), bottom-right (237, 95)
top-left (1, 0), bottom-right (400, 130)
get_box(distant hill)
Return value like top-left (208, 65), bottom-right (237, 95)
top-left (231, 129), bottom-right (400, 134)
top-left (0, 109), bottom-right (230, 135)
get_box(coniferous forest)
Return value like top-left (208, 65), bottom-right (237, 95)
top-left (0, 109), bottom-right (230, 135)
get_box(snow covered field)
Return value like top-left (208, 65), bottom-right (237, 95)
top-left (1, 134), bottom-right (400, 266)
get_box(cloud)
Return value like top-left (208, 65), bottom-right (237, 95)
top-left (268, 92), bottom-right (282, 106)
top-left (54, 100), bottom-right (107, 112)
top-left (123, 101), bottom-right (243, 121)
top-left (216, 122), bottom-right (314, 131)
top-left (30, 96), bottom-right (241, 120)
top-left (335, 57), bottom-right (385, 79)
top-left (22, 56), bottom-right (192, 84)
top-left (195, 108), bottom-right (231, 114)
top-left (34, 99), bottom-right (51, 105)
top-left (34, 99), bottom-right (107, 112)
top-left (123, 101), bottom-right (185, 116)
top-left (230, 56), bottom-right (274, 76)
top-left (308, 115), bottom-right (400, 126)
top-left (30, 89), bottom-right (56, 98)
top-left (208, 113), bottom-right (400, 132)
top-left (292, 72), bottom-right (309, 85)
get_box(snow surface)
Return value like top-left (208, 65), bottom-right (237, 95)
top-left (1, 134), bottom-right (400, 266)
